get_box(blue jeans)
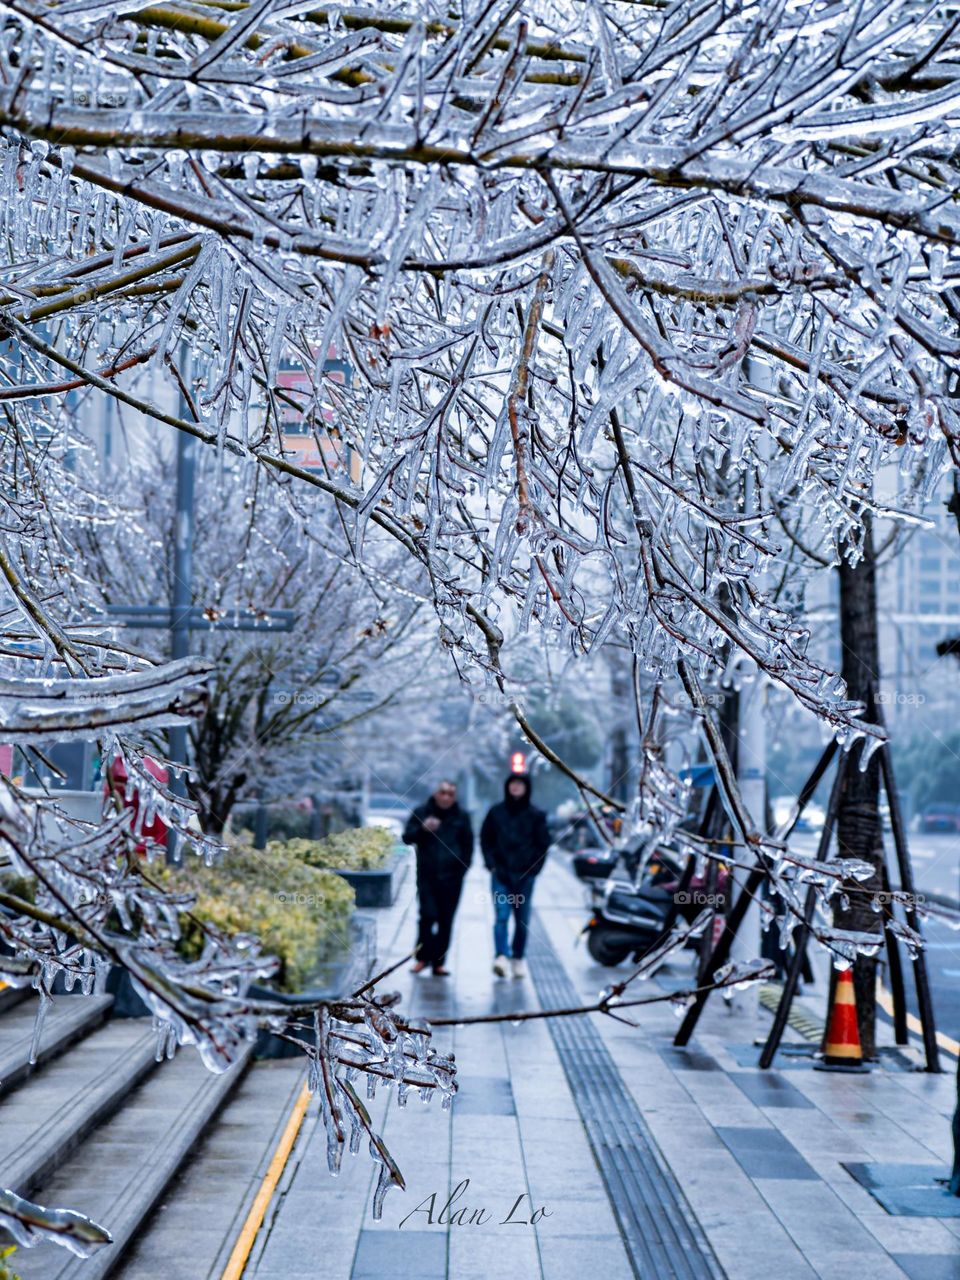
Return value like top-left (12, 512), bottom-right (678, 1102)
top-left (491, 872), bottom-right (535, 960)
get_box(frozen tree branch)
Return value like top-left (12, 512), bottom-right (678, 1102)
top-left (0, 0), bottom-right (957, 1241)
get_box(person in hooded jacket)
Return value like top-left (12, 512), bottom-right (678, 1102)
top-left (402, 780), bottom-right (473, 976)
top-left (480, 772), bottom-right (551, 978)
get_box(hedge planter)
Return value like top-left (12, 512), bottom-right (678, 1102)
top-left (105, 963), bottom-right (151, 1018)
top-left (331, 847), bottom-right (408, 908)
top-left (106, 912), bottom-right (379, 1046)
top-left (251, 913), bottom-right (378, 1059)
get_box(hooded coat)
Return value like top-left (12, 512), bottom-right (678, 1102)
top-left (402, 796), bottom-right (473, 882)
top-left (480, 774), bottom-right (551, 888)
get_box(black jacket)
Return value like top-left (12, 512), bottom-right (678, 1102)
top-left (480, 774), bottom-right (550, 886)
top-left (402, 798), bottom-right (473, 881)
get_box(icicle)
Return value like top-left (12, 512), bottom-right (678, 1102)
top-left (29, 991), bottom-right (51, 1064)
top-left (371, 1159), bottom-right (396, 1220)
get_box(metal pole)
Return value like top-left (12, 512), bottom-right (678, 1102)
top-left (678, 740), bottom-right (838, 1050)
top-left (254, 788), bottom-right (268, 851)
top-left (674, 863), bottom-right (766, 1047)
top-left (758, 755), bottom-right (846, 1069)
top-left (167, 360), bottom-right (196, 857)
top-left (880, 858), bottom-right (908, 1046)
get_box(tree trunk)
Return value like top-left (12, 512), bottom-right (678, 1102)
top-left (608, 655), bottom-right (631, 803)
top-left (187, 775), bottom-right (245, 836)
top-left (833, 516), bottom-right (885, 1059)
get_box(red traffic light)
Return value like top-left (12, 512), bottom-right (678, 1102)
top-left (510, 751), bottom-right (526, 774)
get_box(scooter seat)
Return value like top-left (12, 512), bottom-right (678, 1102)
top-left (606, 884), bottom-right (672, 921)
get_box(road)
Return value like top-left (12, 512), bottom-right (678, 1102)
top-left (790, 828), bottom-right (960, 1044)
top-left (886, 833), bottom-right (960, 1043)
top-left (789, 828), bottom-right (960, 905)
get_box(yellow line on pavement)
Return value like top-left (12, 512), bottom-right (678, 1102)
top-left (876, 983), bottom-right (960, 1059)
top-left (220, 1080), bottom-right (312, 1280)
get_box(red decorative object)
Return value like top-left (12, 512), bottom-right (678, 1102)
top-left (105, 756), bottom-right (169, 853)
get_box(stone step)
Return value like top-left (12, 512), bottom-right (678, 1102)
top-left (0, 993), bottom-right (114, 1096)
top-left (0, 1018), bottom-right (160, 1198)
top-left (0, 982), bottom-right (29, 1014)
top-left (111, 1059), bottom-right (306, 1280)
top-left (23, 1040), bottom-right (256, 1280)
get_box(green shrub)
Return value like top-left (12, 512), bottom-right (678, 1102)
top-left (281, 826), bottom-right (395, 872)
top-left (0, 875), bottom-right (35, 907)
top-left (0, 1245), bottom-right (21, 1280)
top-left (231, 803), bottom-right (312, 841)
top-left (161, 841), bottom-right (355, 993)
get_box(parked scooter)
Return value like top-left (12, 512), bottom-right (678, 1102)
top-left (583, 848), bottom-right (728, 967)
top-left (584, 878), bottom-right (676, 965)
top-left (571, 846), bottom-right (619, 885)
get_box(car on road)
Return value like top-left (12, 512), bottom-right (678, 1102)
top-left (918, 803), bottom-right (960, 834)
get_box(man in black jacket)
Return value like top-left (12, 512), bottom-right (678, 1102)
top-left (402, 780), bottom-right (473, 976)
top-left (480, 772), bottom-right (550, 979)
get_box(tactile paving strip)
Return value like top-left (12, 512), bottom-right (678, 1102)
top-left (527, 918), bottom-right (726, 1280)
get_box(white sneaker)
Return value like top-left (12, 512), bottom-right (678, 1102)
top-left (493, 955), bottom-right (510, 978)
top-left (512, 958), bottom-right (527, 979)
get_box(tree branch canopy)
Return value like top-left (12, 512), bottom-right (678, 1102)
top-left (0, 0), bottom-right (956, 1233)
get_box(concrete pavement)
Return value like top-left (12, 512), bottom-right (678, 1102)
top-left (244, 853), bottom-right (960, 1280)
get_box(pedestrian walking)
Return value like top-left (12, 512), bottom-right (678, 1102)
top-left (402, 780), bottom-right (473, 976)
top-left (480, 772), bottom-right (551, 979)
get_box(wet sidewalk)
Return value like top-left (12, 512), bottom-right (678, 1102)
top-left (245, 854), bottom-right (960, 1280)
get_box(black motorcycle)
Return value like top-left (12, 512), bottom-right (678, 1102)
top-left (584, 878), bottom-right (677, 966)
top-left (582, 846), bottom-right (710, 966)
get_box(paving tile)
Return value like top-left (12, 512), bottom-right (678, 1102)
top-left (845, 1163), bottom-right (960, 1217)
top-left (658, 1045), bottom-right (721, 1072)
top-left (728, 1071), bottom-right (816, 1110)
top-left (529, 1194), bottom-right (622, 1237)
top-left (758, 1177), bottom-right (900, 1252)
top-left (890, 1258), bottom-right (960, 1280)
top-left (725, 1042), bottom-right (820, 1070)
top-left (260, 1228), bottom-right (359, 1280)
top-left (446, 1241), bottom-right (541, 1280)
top-left (353, 1228), bottom-right (447, 1278)
top-left (451, 1074), bottom-right (516, 1114)
top-left (536, 1234), bottom-right (634, 1280)
top-left (512, 1159), bottom-right (609, 1201)
top-left (715, 1126), bottom-right (819, 1180)
top-left (860, 1215), bottom-right (960, 1255)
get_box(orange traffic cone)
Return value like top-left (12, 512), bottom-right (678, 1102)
top-left (815, 967), bottom-right (870, 1073)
